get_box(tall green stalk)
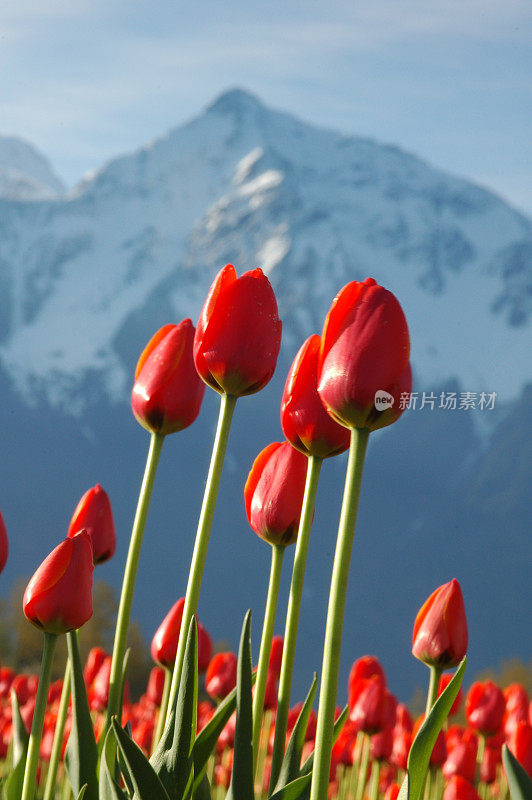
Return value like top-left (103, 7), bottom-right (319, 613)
top-left (106, 431), bottom-right (165, 728)
top-left (43, 657), bottom-right (71, 800)
top-left (166, 393), bottom-right (237, 723)
top-left (252, 544), bottom-right (284, 773)
top-left (151, 667), bottom-right (172, 753)
top-left (425, 666), bottom-right (442, 717)
top-left (21, 632), bottom-right (58, 800)
top-left (310, 427), bottom-right (369, 800)
top-left (269, 454), bottom-right (322, 790)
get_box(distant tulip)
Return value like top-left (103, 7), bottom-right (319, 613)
top-left (0, 510), bottom-right (8, 574)
top-left (244, 441), bottom-right (308, 547)
top-left (151, 598), bottom-right (212, 671)
top-left (132, 319), bottom-right (205, 435)
top-left (439, 672), bottom-right (464, 716)
top-left (443, 775), bottom-right (481, 800)
top-left (317, 277), bottom-right (411, 431)
top-left (507, 721), bottom-right (532, 778)
top-left (268, 635), bottom-right (284, 678)
top-left (412, 579), bottom-right (468, 669)
top-left (205, 652), bottom-right (237, 702)
top-left (68, 484), bottom-right (116, 564)
top-left (371, 727), bottom-right (394, 761)
top-left (443, 740), bottom-right (477, 781)
top-left (146, 667), bottom-right (166, 706)
top-left (466, 681), bottom-right (505, 735)
top-left (23, 532), bottom-right (94, 634)
top-left (414, 713), bottom-right (447, 766)
top-left (349, 674), bottom-right (396, 734)
top-left (391, 728), bottom-right (412, 769)
top-left (193, 264), bottom-right (282, 397)
top-left (83, 646), bottom-right (108, 687)
top-left (384, 783), bottom-right (401, 800)
top-left (281, 334), bottom-right (350, 458)
top-left (348, 655), bottom-right (387, 697)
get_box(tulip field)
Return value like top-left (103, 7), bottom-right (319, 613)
top-left (0, 266), bottom-right (529, 800)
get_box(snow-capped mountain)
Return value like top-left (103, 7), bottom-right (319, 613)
top-left (0, 136), bottom-right (65, 201)
top-left (0, 90), bottom-right (531, 699)
top-left (0, 88), bottom-right (530, 412)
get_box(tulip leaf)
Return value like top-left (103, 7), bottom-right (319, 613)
top-left (225, 610), bottom-right (254, 800)
top-left (273, 674), bottom-right (317, 792)
top-left (397, 657), bottom-right (467, 800)
top-left (76, 786), bottom-right (88, 800)
top-left (268, 773), bottom-right (313, 800)
top-left (300, 705), bottom-right (349, 776)
top-left (150, 616), bottom-right (197, 800)
top-left (64, 631), bottom-right (99, 800)
top-left (193, 773), bottom-right (212, 800)
top-left (112, 718), bottom-right (170, 800)
top-left (192, 670), bottom-right (257, 793)
top-left (10, 689), bottom-right (29, 767)
top-left (503, 744), bottom-right (532, 800)
top-left (99, 727), bottom-right (129, 800)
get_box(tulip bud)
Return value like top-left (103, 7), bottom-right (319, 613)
top-left (146, 666), bottom-right (166, 706)
top-left (317, 278), bottom-right (411, 431)
top-left (68, 484), bottom-right (116, 564)
top-left (348, 655), bottom-right (387, 694)
top-left (83, 646), bottom-right (108, 687)
top-left (132, 319), bottom-right (205, 435)
top-left (0, 510), bottom-right (8, 575)
top-left (507, 721), bottom-right (532, 778)
top-left (281, 334), bottom-right (350, 458)
top-left (443, 775), bottom-right (481, 800)
top-left (349, 674), bottom-right (396, 734)
top-left (23, 532), bottom-right (94, 634)
top-left (151, 598), bottom-right (212, 671)
top-left (268, 636), bottom-right (284, 678)
top-left (465, 681), bottom-right (505, 735)
top-left (244, 441), bottom-right (308, 547)
top-left (193, 264), bottom-right (282, 397)
top-left (205, 652), bottom-right (237, 702)
top-left (438, 672), bottom-right (464, 716)
top-left (412, 579), bottom-right (468, 669)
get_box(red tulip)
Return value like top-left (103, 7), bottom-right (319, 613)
top-left (0, 510), bottom-right (8, 574)
top-left (465, 681), bottom-right (505, 735)
top-left (414, 714), bottom-right (447, 766)
top-left (394, 702), bottom-right (413, 733)
top-left (132, 319), bottom-right (205, 435)
top-left (443, 741), bottom-right (477, 782)
top-left (150, 598), bottom-right (212, 671)
top-left (23, 532), bottom-right (94, 634)
top-left (443, 776), bottom-right (481, 800)
top-left (349, 674), bottom-right (396, 734)
top-left (83, 646), bottom-right (108, 687)
top-left (146, 666), bottom-right (166, 706)
top-left (68, 484), bottom-right (116, 564)
top-left (205, 652), bottom-right (238, 702)
top-left (504, 683), bottom-right (529, 737)
top-left (281, 334), bottom-right (350, 459)
top-left (268, 635), bottom-right (284, 678)
top-left (384, 783), bottom-right (401, 800)
top-left (507, 721), bottom-right (532, 778)
top-left (244, 441), bottom-right (308, 547)
top-left (317, 277), bottom-right (411, 431)
top-left (412, 579), bottom-right (468, 669)
top-left (391, 728), bottom-right (412, 769)
top-left (439, 672), bottom-right (464, 716)
top-left (371, 727), bottom-right (394, 761)
top-left (481, 746), bottom-right (499, 784)
top-left (348, 655), bottom-right (387, 698)
top-left (193, 264), bottom-right (282, 397)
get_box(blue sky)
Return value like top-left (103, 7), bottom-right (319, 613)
top-left (2, 0), bottom-right (531, 213)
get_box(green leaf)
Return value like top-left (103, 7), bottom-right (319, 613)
top-left (99, 727), bottom-right (129, 800)
top-left (150, 616), bottom-right (198, 800)
top-left (268, 773), bottom-right (312, 800)
top-left (225, 610), bottom-right (254, 800)
top-left (193, 772), bottom-right (212, 800)
top-left (192, 671), bottom-right (257, 792)
top-left (64, 631), bottom-right (99, 800)
top-left (10, 689), bottom-right (29, 767)
top-left (300, 705), bottom-right (349, 776)
top-left (397, 658), bottom-right (467, 800)
top-left (76, 786), bottom-right (88, 800)
top-left (503, 744), bottom-right (532, 800)
top-left (273, 675), bottom-right (317, 792)
top-left (112, 718), bottom-right (170, 800)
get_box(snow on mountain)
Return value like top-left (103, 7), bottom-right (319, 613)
top-left (0, 88), bottom-right (530, 411)
top-left (0, 136), bottom-right (65, 200)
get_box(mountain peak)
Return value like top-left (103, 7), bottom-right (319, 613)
top-left (0, 135), bottom-right (65, 200)
top-left (206, 87), bottom-right (264, 116)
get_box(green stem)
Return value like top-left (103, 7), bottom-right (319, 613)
top-left (369, 759), bottom-right (381, 800)
top-left (269, 454), bottom-right (322, 790)
top-left (151, 667), bottom-right (172, 754)
top-left (252, 544), bottom-right (285, 774)
top-left (475, 732), bottom-right (486, 787)
top-left (355, 732), bottom-right (371, 800)
top-left (310, 427), bottom-right (370, 800)
top-left (425, 665), bottom-right (442, 717)
top-left (166, 393), bottom-right (237, 723)
top-left (21, 632), bottom-right (58, 800)
top-left (106, 431), bottom-right (164, 728)
top-left (43, 657), bottom-right (72, 800)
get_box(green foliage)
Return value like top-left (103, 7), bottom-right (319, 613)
top-left (272, 675), bottom-right (317, 793)
top-left (2, 691), bottom-right (29, 800)
top-left (503, 745), bottom-right (532, 800)
top-left (225, 610), bottom-right (254, 800)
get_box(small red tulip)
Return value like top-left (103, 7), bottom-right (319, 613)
top-left (268, 635), bottom-right (284, 678)
top-left (132, 319), bottom-right (205, 435)
top-left (384, 783), bottom-right (401, 800)
top-left (414, 714), bottom-right (447, 766)
top-left (68, 484), bottom-right (116, 564)
top-left (394, 703), bottom-right (413, 733)
top-left (244, 441), bottom-right (308, 547)
top-left (317, 278), bottom-right (411, 431)
top-left (193, 264), bottom-right (282, 397)
top-left (371, 727), bottom-right (394, 761)
top-left (83, 646), bottom-right (108, 687)
top-left (0, 511), bottom-right (8, 574)
top-left (507, 721), bottom-right (532, 778)
top-left (151, 598), bottom-right (212, 671)
top-left (412, 579), bottom-right (468, 669)
top-left (443, 775), bottom-right (481, 800)
top-left (349, 674), bottom-right (396, 734)
top-left (465, 681), bottom-right (505, 735)
top-left (23, 532), bottom-right (94, 634)
top-left (439, 672), bottom-right (464, 717)
top-left (391, 729), bottom-right (412, 769)
top-left (348, 655), bottom-right (387, 698)
top-left (504, 684), bottom-right (529, 737)
top-left (481, 746), bottom-right (499, 784)
top-left (443, 741), bottom-right (477, 782)
top-left (281, 334), bottom-right (350, 459)
top-left (146, 666), bottom-right (166, 706)
top-left (205, 652), bottom-right (237, 702)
